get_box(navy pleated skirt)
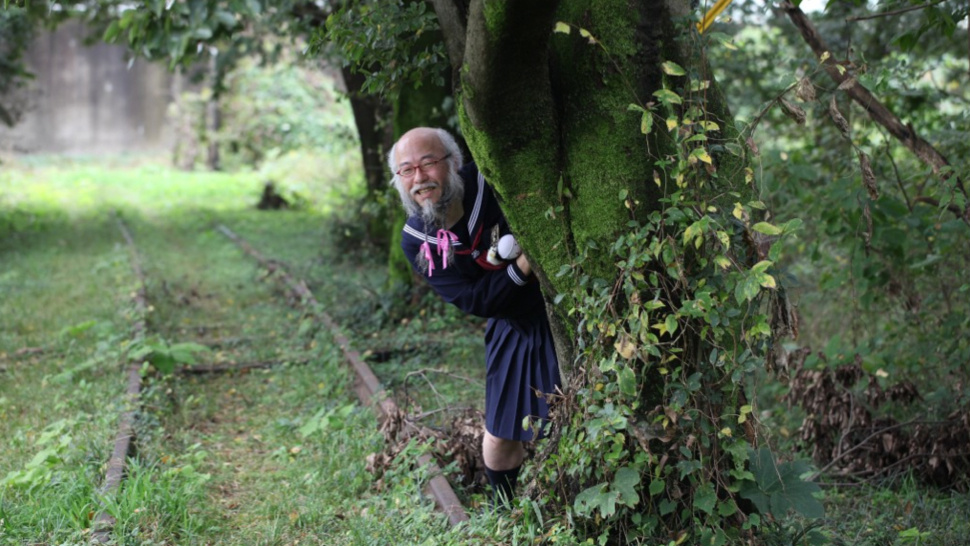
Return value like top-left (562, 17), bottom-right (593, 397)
top-left (483, 312), bottom-right (561, 442)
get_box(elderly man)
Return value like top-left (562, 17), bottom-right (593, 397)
top-left (388, 127), bottom-right (561, 506)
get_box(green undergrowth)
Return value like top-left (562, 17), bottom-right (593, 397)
top-left (5, 156), bottom-right (967, 544)
top-left (0, 156), bottom-right (512, 544)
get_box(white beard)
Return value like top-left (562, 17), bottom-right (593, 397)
top-left (399, 169), bottom-right (465, 230)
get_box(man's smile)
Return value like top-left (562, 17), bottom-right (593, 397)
top-left (411, 182), bottom-right (440, 199)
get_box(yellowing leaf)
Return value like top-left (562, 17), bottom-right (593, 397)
top-left (662, 61), bottom-right (686, 76)
top-left (665, 314), bottom-right (678, 335)
top-left (683, 220), bottom-right (704, 247)
top-left (641, 112), bottom-right (653, 135)
top-left (732, 202), bottom-right (744, 220)
top-left (690, 147), bottom-right (713, 165)
top-left (721, 427), bottom-right (733, 437)
top-left (752, 222), bottom-right (782, 235)
top-left (701, 120), bottom-right (720, 132)
top-left (579, 27), bottom-right (595, 44)
top-left (653, 88), bottom-right (683, 105)
top-left (554, 21), bottom-right (571, 34)
top-left (614, 335), bottom-right (637, 360)
top-left (666, 118), bottom-right (678, 131)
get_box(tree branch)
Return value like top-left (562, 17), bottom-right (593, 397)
top-left (844, 0), bottom-right (946, 22)
top-left (431, 0), bottom-right (467, 73)
top-left (781, 1), bottom-right (969, 223)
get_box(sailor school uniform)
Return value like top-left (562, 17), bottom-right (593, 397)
top-left (401, 163), bottom-right (561, 442)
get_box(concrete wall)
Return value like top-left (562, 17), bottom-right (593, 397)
top-left (0, 20), bottom-right (173, 155)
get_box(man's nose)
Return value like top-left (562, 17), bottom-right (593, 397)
top-left (412, 167), bottom-right (429, 183)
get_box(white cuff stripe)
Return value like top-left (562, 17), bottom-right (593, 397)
top-left (507, 264), bottom-right (527, 286)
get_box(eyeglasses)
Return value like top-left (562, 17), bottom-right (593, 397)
top-left (395, 154), bottom-right (452, 179)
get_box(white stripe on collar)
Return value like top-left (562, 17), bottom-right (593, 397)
top-left (403, 223), bottom-right (466, 246)
top-left (467, 171), bottom-right (485, 233)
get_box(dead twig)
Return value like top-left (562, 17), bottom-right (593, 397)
top-left (178, 358), bottom-right (312, 375)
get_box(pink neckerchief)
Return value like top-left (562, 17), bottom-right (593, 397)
top-left (418, 229), bottom-right (459, 277)
top-left (436, 229), bottom-right (459, 269)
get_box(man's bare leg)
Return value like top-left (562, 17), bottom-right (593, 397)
top-left (483, 430), bottom-right (525, 507)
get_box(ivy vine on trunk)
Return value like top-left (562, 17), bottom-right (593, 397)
top-left (438, 0), bottom-right (822, 541)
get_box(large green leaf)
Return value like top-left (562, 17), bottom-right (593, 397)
top-left (739, 448), bottom-right (824, 519)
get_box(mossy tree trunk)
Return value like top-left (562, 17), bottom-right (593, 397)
top-left (436, 3), bottom-right (779, 537)
top-left (439, 0), bottom-right (744, 372)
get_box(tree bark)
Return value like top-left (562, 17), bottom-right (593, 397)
top-left (340, 66), bottom-right (395, 246)
top-left (206, 50), bottom-right (221, 171)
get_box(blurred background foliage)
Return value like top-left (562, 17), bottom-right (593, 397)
top-left (713, 0), bottom-right (969, 462)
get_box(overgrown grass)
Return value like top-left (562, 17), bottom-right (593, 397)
top-left (0, 154), bottom-right (520, 545)
top-left (4, 155), bottom-right (968, 545)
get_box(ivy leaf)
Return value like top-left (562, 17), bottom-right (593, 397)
top-left (574, 483), bottom-right (619, 517)
top-left (690, 147), bottom-right (713, 165)
top-left (618, 365), bottom-right (637, 397)
top-left (661, 61), bottom-right (686, 76)
top-left (739, 448), bottom-right (824, 519)
top-left (614, 335), bottom-right (636, 360)
top-left (695, 483), bottom-right (717, 514)
top-left (781, 218), bottom-right (804, 234)
top-left (750, 260), bottom-right (773, 274)
top-left (734, 275), bottom-right (761, 304)
top-left (641, 111), bottom-right (653, 135)
top-left (613, 466), bottom-right (641, 507)
top-left (752, 222), bottom-right (782, 235)
top-left (664, 314), bottom-right (678, 336)
top-left (653, 88), bottom-right (683, 106)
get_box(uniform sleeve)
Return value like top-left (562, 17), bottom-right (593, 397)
top-left (402, 237), bottom-right (535, 319)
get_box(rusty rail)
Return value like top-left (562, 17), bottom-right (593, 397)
top-left (216, 224), bottom-right (468, 525)
top-left (92, 216), bottom-right (149, 543)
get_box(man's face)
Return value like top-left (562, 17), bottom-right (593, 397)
top-left (393, 132), bottom-right (451, 209)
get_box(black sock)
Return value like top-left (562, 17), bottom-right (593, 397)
top-left (485, 465), bottom-right (520, 508)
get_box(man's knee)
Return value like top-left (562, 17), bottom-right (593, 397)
top-left (482, 430), bottom-right (524, 470)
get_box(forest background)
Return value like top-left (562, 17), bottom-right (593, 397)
top-left (1, 0), bottom-right (968, 544)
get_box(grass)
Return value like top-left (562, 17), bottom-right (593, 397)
top-left (0, 153), bottom-right (489, 544)
top-left (3, 154), bottom-right (969, 545)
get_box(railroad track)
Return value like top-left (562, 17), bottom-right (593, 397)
top-left (90, 218), bottom-right (470, 542)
